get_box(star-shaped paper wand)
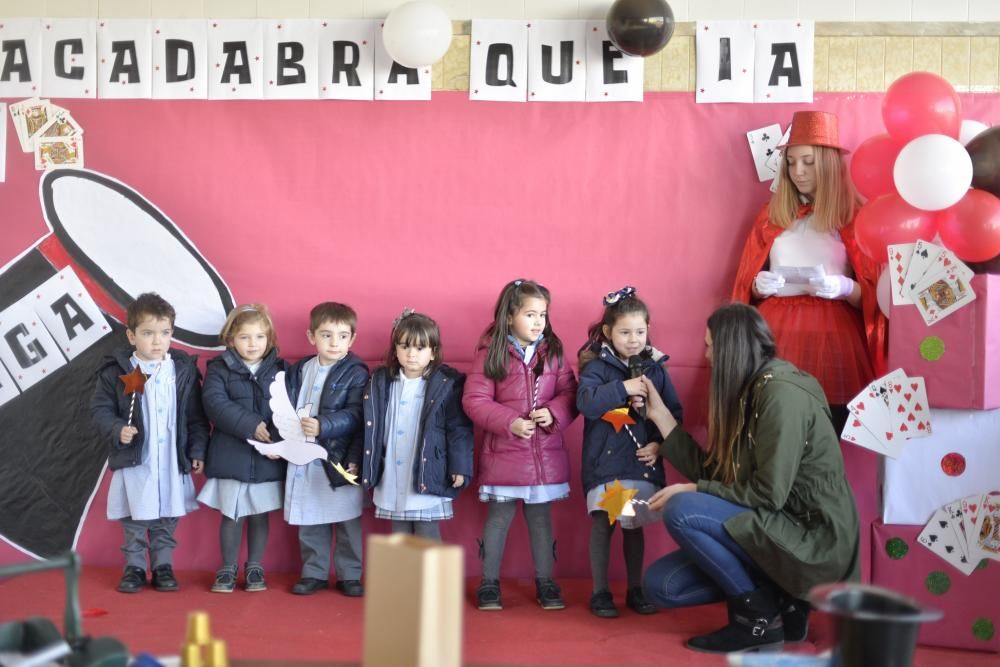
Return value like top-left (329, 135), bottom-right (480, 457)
top-left (597, 479), bottom-right (639, 525)
top-left (119, 366), bottom-right (148, 426)
top-left (331, 461), bottom-right (359, 486)
top-left (601, 407), bottom-right (636, 433)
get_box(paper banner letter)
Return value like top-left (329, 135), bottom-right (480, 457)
top-left (265, 19), bottom-right (318, 99)
top-left (0, 18), bottom-right (42, 98)
top-left (470, 19), bottom-right (527, 102)
top-left (696, 21), bottom-right (754, 103)
top-left (43, 19), bottom-right (97, 98)
top-left (754, 20), bottom-right (813, 103)
top-left (319, 20), bottom-right (376, 100)
top-left (374, 21), bottom-right (430, 101)
top-left (32, 267), bottom-right (110, 360)
top-left (585, 21), bottom-right (642, 102)
top-left (153, 19), bottom-right (207, 99)
top-left (0, 299), bottom-right (68, 392)
top-left (208, 19), bottom-right (263, 100)
top-left (528, 20), bottom-right (586, 102)
top-left (98, 19), bottom-right (152, 99)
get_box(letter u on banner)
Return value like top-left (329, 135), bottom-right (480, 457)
top-left (528, 20), bottom-right (586, 102)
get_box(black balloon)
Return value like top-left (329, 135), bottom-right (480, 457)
top-left (606, 0), bottom-right (675, 57)
top-left (967, 125), bottom-right (1000, 199)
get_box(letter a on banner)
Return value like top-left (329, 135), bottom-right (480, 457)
top-left (0, 18), bottom-right (42, 98)
top-left (152, 19), bottom-right (208, 99)
top-left (208, 18), bottom-right (263, 100)
top-left (528, 20), bottom-right (586, 102)
top-left (264, 19), bottom-right (318, 99)
top-left (319, 19), bottom-right (376, 100)
top-left (374, 21), bottom-right (430, 100)
top-left (695, 21), bottom-right (754, 103)
top-left (754, 20), bottom-right (813, 103)
top-left (42, 18), bottom-right (97, 98)
top-left (585, 21), bottom-right (642, 102)
top-left (470, 19), bottom-right (528, 102)
top-left (98, 19), bottom-right (152, 98)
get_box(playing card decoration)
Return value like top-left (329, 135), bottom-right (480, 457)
top-left (918, 491), bottom-right (1000, 575)
top-left (119, 365), bottom-right (148, 426)
top-left (596, 479), bottom-right (638, 525)
top-left (842, 368), bottom-right (934, 458)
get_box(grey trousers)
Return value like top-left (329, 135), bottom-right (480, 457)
top-left (298, 517), bottom-right (363, 581)
top-left (120, 517), bottom-right (179, 570)
top-left (390, 519), bottom-right (442, 541)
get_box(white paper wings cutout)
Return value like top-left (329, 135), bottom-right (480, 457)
top-left (246, 372), bottom-right (359, 484)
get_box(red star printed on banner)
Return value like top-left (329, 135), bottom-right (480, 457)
top-left (119, 366), bottom-right (148, 397)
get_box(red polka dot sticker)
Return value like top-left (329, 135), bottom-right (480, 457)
top-left (941, 452), bottom-right (966, 477)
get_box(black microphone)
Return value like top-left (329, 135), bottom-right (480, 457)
top-left (628, 355), bottom-right (646, 419)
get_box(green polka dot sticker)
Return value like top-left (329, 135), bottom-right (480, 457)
top-left (919, 335), bottom-right (945, 362)
top-left (972, 618), bottom-right (995, 642)
top-left (976, 559), bottom-right (989, 571)
top-left (885, 537), bottom-right (908, 560)
top-left (925, 570), bottom-right (950, 595)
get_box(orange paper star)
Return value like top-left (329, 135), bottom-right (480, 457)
top-left (597, 480), bottom-right (639, 525)
top-left (601, 407), bottom-right (635, 433)
top-left (119, 366), bottom-right (148, 396)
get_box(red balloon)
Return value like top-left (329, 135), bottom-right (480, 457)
top-left (882, 72), bottom-right (961, 143)
top-left (936, 189), bottom-right (1000, 262)
top-left (854, 193), bottom-right (938, 259)
top-left (850, 134), bottom-right (903, 200)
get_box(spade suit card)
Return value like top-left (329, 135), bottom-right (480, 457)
top-left (918, 507), bottom-right (978, 575)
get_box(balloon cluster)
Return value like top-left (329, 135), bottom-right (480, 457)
top-left (852, 72), bottom-right (1000, 263)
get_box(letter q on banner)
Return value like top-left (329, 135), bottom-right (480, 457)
top-left (470, 19), bottom-right (528, 103)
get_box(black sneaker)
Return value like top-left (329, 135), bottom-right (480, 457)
top-left (626, 586), bottom-right (657, 615)
top-left (535, 578), bottom-right (565, 610)
top-left (291, 578), bottom-right (329, 595)
top-left (589, 590), bottom-right (619, 618)
top-left (781, 598), bottom-right (810, 642)
top-left (151, 564), bottom-right (179, 592)
top-left (211, 567), bottom-right (237, 593)
top-left (335, 579), bottom-right (364, 597)
top-left (244, 564), bottom-right (267, 592)
top-left (477, 579), bottom-right (502, 610)
top-left (116, 566), bottom-right (146, 593)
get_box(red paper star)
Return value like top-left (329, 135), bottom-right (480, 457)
top-left (601, 407), bottom-right (635, 433)
top-left (119, 366), bottom-right (148, 396)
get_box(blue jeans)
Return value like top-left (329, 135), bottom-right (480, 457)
top-left (643, 491), bottom-right (757, 608)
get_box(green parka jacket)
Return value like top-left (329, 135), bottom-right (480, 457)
top-left (660, 358), bottom-right (861, 599)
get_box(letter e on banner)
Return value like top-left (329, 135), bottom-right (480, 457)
top-left (208, 18), bottom-right (263, 100)
top-left (43, 19), bottom-right (97, 98)
top-left (0, 18), bottom-right (41, 98)
top-left (754, 20), bottom-right (813, 103)
top-left (528, 20), bottom-right (586, 102)
top-left (695, 21), bottom-right (754, 103)
top-left (469, 19), bottom-right (527, 102)
top-left (0, 300), bottom-right (67, 393)
top-left (319, 19), bottom-right (376, 100)
top-left (585, 21), bottom-right (642, 102)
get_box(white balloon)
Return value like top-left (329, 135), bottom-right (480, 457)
top-left (382, 1), bottom-right (452, 68)
top-left (893, 134), bottom-right (972, 211)
top-left (877, 267), bottom-right (892, 319)
top-left (960, 119), bottom-right (990, 146)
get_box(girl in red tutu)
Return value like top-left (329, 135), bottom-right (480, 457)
top-left (731, 111), bottom-right (887, 417)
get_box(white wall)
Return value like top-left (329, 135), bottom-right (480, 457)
top-left (0, 0), bottom-right (996, 21)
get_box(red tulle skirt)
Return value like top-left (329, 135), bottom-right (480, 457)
top-left (758, 295), bottom-right (874, 405)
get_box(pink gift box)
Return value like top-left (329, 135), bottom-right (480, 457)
top-left (889, 274), bottom-right (1000, 409)
top-left (871, 521), bottom-right (999, 652)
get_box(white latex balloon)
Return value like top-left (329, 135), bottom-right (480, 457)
top-left (960, 119), bottom-right (990, 146)
top-left (382, 1), bottom-right (452, 68)
top-left (893, 134), bottom-right (972, 211)
top-left (876, 267), bottom-right (891, 319)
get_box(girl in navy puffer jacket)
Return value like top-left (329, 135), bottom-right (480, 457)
top-left (577, 287), bottom-right (683, 620)
top-left (462, 279), bottom-right (578, 612)
top-left (362, 310), bottom-right (473, 542)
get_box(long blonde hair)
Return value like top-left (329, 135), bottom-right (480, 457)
top-left (769, 145), bottom-right (860, 233)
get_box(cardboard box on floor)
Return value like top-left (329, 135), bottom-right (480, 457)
top-left (363, 534), bottom-right (463, 667)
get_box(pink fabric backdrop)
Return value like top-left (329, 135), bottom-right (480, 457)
top-left (1, 92), bottom-right (996, 580)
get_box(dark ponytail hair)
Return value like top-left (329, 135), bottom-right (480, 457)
top-left (480, 279), bottom-right (564, 381)
top-left (704, 303), bottom-right (777, 484)
top-left (578, 288), bottom-right (652, 368)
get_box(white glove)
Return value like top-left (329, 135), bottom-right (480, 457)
top-left (809, 275), bottom-right (856, 300)
top-left (753, 271), bottom-right (785, 298)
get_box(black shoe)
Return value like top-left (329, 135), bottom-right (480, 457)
top-left (686, 587), bottom-right (784, 654)
top-left (116, 566), bottom-right (146, 593)
top-left (291, 577), bottom-right (329, 595)
top-left (781, 598), bottom-right (811, 642)
top-left (535, 578), bottom-right (565, 610)
top-left (589, 590), bottom-right (619, 618)
top-left (210, 566), bottom-right (237, 593)
top-left (244, 563), bottom-right (267, 592)
top-left (476, 579), bottom-right (502, 610)
top-left (626, 586), bottom-right (657, 615)
top-left (335, 579), bottom-right (364, 597)
top-left (151, 565), bottom-right (179, 592)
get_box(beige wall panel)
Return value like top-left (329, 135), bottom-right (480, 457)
top-left (856, 37), bottom-right (885, 92)
top-left (45, 0), bottom-right (98, 17)
top-left (98, 0), bottom-right (150, 17)
top-left (813, 35), bottom-right (829, 91)
top-left (661, 35), bottom-right (691, 91)
top-left (827, 36), bottom-right (857, 91)
top-left (942, 36), bottom-right (971, 91)
top-left (204, 0), bottom-right (255, 18)
top-left (912, 36), bottom-right (942, 75)
top-left (884, 36), bottom-right (912, 86)
top-left (970, 36), bottom-right (999, 92)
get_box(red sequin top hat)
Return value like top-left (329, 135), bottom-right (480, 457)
top-left (778, 110), bottom-right (850, 153)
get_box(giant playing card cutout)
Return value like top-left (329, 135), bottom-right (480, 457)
top-left (0, 168), bottom-right (234, 558)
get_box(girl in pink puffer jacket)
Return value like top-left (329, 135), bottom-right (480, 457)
top-left (462, 279), bottom-right (578, 612)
